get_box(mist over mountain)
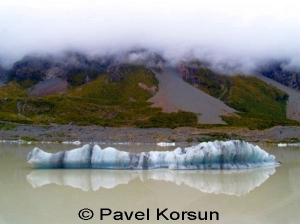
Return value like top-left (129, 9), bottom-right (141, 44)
top-left (1, 0), bottom-right (300, 129)
top-left (1, 0), bottom-right (300, 75)
top-left (258, 61), bottom-right (300, 90)
top-left (0, 47), bottom-right (298, 128)
top-left (4, 49), bottom-right (300, 93)
top-left (6, 50), bottom-right (163, 87)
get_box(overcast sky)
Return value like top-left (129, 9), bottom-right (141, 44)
top-left (1, 0), bottom-right (300, 71)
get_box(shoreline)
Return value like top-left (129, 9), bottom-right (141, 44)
top-left (0, 124), bottom-right (299, 144)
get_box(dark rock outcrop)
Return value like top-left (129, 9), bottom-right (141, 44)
top-left (179, 61), bottom-right (229, 99)
top-left (7, 50), bottom-right (164, 88)
top-left (7, 52), bottom-right (110, 87)
top-left (260, 62), bottom-right (300, 91)
top-left (107, 65), bottom-right (124, 82)
top-left (0, 65), bottom-right (8, 86)
top-left (179, 62), bottom-right (224, 87)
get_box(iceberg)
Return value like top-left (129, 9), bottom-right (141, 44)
top-left (27, 140), bottom-right (280, 169)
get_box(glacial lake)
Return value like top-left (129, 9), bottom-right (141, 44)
top-left (0, 142), bottom-right (300, 224)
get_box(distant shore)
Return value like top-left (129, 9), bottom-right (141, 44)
top-left (0, 124), bottom-right (299, 143)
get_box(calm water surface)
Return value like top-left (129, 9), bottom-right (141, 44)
top-left (0, 142), bottom-right (300, 224)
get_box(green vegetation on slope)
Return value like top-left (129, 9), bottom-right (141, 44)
top-left (0, 82), bottom-right (30, 124)
top-left (225, 76), bottom-right (287, 117)
top-left (182, 61), bottom-right (230, 99)
top-left (1, 62), bottom-right (299, 130)
top-left (0, 82), bottom-right (27, 98)
top-left (0, 65), bottom-right (198, 128)
top-left (221, 76), bottom-right (297, 129)
top-left (186, 66), bottom-right (298, 129)
top-left (69, 66), bottom-right (158, 102)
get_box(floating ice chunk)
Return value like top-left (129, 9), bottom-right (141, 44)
top-left (278, 143), bottom-right (287, 147)
top-left (157, 142), bottom-right (176, 147)
top-left (27, 140), bottom-right (280, 169)
top-left (62, 141), bottom-right (81, 145)
top-left (72, 141), bottom-right (81, 145)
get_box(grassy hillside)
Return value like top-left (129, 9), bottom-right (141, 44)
top-left (1, 62), bottom-right (299, 130)
top-left (225, 76), bottom-right (287, 117)
top-left (0, 82), bottom-right (30, 124)
top-left (0, 65), bottom-right (198, 128)
top-left (0, 82), bottom-right (27, 98)
top-left (221, 76), bottom-right (298, 129)
top-left (69, 66), bottom-right (158, 102)
top-left (184, 65), bottom-right (298, 129)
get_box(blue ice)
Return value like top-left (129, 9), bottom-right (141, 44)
top-left (27, 140), bottom-right (280, 169)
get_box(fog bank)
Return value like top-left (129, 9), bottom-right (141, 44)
top-left (1, 0), bottom-right (300, 73)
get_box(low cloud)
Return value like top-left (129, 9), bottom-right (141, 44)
top-left (1, 0), bottom-right (300, 73)
top-left (281, 57), bottom-right (300, 72)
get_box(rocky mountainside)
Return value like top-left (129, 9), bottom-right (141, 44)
top-left (8, 50), bottom-right (163, 84)
top-left (148, 67), bottom-right (236, 124)
top-left (8, 52), bottom-right (110, 88)
top-left (179, 61), bottom-right (229, 99)
top-left (254, 73), bottom-right (300, 123)
top-left (6, 50), bottom-right (164, 97)
top-left (178, 60), bottom-right (300, 128)
top-left (0, 51), bottom-right (299, 129)
top-left (0, 65), bottom-right (7, 86)
top-left (259, 62), bottom-right (300, 91)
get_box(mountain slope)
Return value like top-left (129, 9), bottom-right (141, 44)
top-left (179, 61), bottom-right (299, 129)
top-left (69, 66), bottom-right (158, 103)
top-left (0, 51), bottom-right (299, 129)
top-left (148, 68), bottom-right (236, 124)
top-left (0, 64), bottom-right (198, 128)
top-left (254, 73), bottom-right (300, 122)
top-left (259, 62), bottom-right (300, 90)
top-left (0, 65), bottom-right (7, 86)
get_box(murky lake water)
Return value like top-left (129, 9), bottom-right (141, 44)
top-left (0, 142), bottom-right (300, 223)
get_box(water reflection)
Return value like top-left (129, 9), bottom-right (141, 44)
top-left (1, 143), bottom-right (300, 224)
top-left (289, 166), bottom-right (300, 193)
top-left (27, 167), bottom-right (275, 196)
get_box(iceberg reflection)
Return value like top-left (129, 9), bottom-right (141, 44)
top-left (27, 167), bottom-right (275, 196)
